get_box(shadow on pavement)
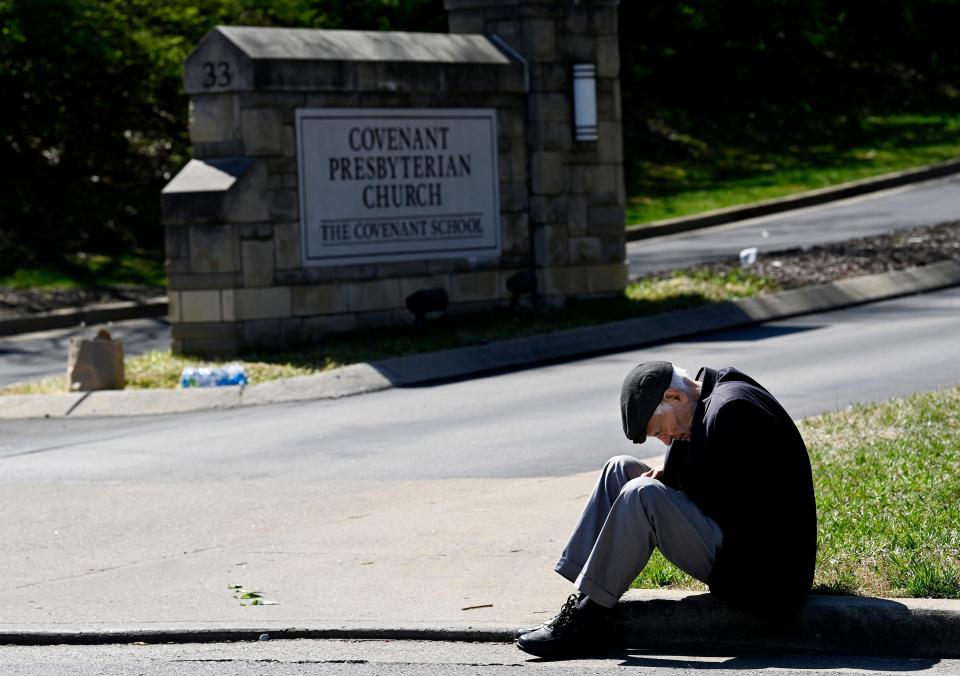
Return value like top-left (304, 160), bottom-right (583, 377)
top-left (612, 592), bottom-right (959, 660)
top-left (678, 324), bottom-right (821, 343)
top-left (616, 653), bottom-right (939, 671)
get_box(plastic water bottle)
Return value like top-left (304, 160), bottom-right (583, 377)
top-left (221, 362), bottom-right (249, 386)
top-left (180, 363), bottom-right (249, 388)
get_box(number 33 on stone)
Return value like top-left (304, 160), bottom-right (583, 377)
top-left (201, 61), bottom-right (232, 88)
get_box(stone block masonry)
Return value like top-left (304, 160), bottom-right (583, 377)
top-left (446, 0), bottom-right (627, 301)
top-left (164, 2), bottom-right (626, 356)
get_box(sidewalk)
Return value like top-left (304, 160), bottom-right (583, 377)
top-left (3, 460), bottom-right (958, 657)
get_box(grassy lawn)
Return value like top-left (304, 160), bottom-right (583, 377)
top-left (0, 251), bottom-right (166, 289)
top-left (632, 386), bottom-right (960, 599)
top-left (0, 269), bottom-right (776, 394)
top-left (626, 113), bottom-right (960, 225)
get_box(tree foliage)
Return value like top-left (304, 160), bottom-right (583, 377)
top-left (1, 0), bottom-right (958, 273)
top-left (0, 0), bottom-right (444, 273)
top-left (620, 0), bottom-right (960, 163)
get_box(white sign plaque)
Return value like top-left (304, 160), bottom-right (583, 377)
top-left (296, 108), bottom-right (501, 267)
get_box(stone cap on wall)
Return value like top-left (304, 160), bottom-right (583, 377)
top-left (444, 0), bottom-right (617, 9)
top-left (217, 26), bottom-right (510, 63)
top-left (184, 26), bottom-right (524, 94)
top-left (161, 157), bottom-right (265, 226)
top-left (162, 158), bottom-right (253, 195)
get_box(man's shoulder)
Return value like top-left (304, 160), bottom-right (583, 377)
top-left (714, 366), bottom-right (765, 390)
top-left (703, 392), bottom-right (763, 428)
top-left (713, 367), bottom-right (782, 405)
top-left (708, 369), bottom-right (764, 406)
top-left (704, 370), bottom-right (785, 425)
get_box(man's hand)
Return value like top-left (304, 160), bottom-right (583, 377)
top-left (641, 467), bottom-right (664, 481)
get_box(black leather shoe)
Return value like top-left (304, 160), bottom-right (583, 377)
top-left (513, 626), bottom-right (539, 640)
top-left (514, 593), bottom-right (609, 659)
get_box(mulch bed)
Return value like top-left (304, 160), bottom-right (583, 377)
top-left (642, 219), bottom-right (960, 288)
top-left (1, 219), bottom-right (958, 318)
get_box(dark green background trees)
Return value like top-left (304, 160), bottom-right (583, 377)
top-left (620, 1), bottom-right (960, 163)
top-left (0, 0), bottom-right (445, 273)
top-left (1, 0), bottom-right (958, 275)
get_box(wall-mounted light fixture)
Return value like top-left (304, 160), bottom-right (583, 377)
top-left (572, 63), bottom-right (598, 142)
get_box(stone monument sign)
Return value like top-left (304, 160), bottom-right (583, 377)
top-left (163, 1), bottom-right (625, 356)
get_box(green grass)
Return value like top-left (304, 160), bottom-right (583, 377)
top-left (0, 251), bottom-right (166, 289)
top-left (805, 388), bottom-right (960, 598)
top-left (627, 113), bottom-right (960, 225)
top-left (632, 550), bottom-right (706, 592)
top-left (0, 269), bottom-right (776, 394)
top-left (631, 386), bottom-right (960, 599)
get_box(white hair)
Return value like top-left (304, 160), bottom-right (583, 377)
top-left (653, 366), bottom-right (695, 415)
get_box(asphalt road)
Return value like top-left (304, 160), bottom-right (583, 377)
top-left (627, 172), bottom-right (960, 277)
top-left (4, 285), bottom-right (960, 480)
top-left (1, 640), bottom-right (955, 675)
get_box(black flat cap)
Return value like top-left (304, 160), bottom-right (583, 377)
top-left (620, 361), bottom-right (673, 443)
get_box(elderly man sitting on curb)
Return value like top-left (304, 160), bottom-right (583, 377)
top-left (516, 361), bottom-right (817, 659)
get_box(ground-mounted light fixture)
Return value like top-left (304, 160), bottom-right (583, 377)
top-left (572, 63), bottom-right (598, 142)
top-left (506, 270), bottom-right (538, 309)
top-left (405, 287), bottom-right (449, 327)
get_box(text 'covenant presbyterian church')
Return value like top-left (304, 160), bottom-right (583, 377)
top-left (297, 109), bottom-right (501, 266)
top-left (326, 126), bottom-right (473, 210)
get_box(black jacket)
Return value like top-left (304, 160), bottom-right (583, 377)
top-left (661, 367), bottom-right (817, 619)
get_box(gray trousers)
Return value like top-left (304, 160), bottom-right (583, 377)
top-left (554, 455), bottom-right (724, 608)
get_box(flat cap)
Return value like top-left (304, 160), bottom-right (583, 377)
top-left (620, 361), bottom-right (673, 443)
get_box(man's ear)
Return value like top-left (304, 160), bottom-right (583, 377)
top-left (663, 387), bottom-right (688, 405)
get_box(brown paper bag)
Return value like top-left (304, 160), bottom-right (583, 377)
top-left (67, 328), bottom-right (125, 391)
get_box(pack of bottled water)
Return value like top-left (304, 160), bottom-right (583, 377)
top-left (180, 363), bottom-right (249, 388)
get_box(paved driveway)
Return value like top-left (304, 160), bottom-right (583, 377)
top-left (628, 173), bottom-right (960, 277)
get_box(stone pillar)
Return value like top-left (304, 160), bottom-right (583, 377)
top-left (446, 0), bottom-right (627, 301)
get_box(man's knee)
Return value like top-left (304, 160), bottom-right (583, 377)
top-left (600, 455), bottom-right (645, 493)
top-left (604, 455), bottom-right (634, 471)
top-left (621, 476), bottom-right (669, 513)
top-left (603, 455), bottom-right (645, 478)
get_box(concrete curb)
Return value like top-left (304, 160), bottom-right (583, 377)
top-left (3, 260), bottom-right (960, 420)
top-left (0, 297), bottom-right (168, 337)
top-left (626, 157), bottom-right (960, 241)
top-left (373, 260), bottom-right (960, 386)
top-left (0, 626), bottom-right (513, 646)
top-left (2, 593), bottom-right (958, 657)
